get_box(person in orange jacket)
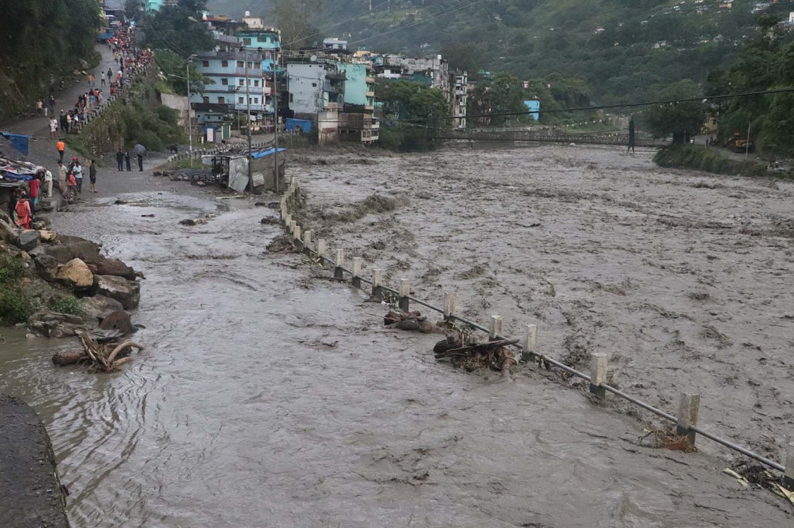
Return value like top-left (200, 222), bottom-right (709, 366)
top-left (15, 192), bottom-right (32, 229)
top-left (56, 140), bottom-right (66, 162)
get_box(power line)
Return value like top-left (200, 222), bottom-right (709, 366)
top-left (414, 86), bottom-right (794, 123)
top-left (284, 0), bottom-right (393, 48)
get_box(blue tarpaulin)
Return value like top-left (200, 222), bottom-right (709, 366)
top-left (285, 118), bottom-right (313, 133)
top-left (251, 148), bottom-right (287, 160)
top-left (0, 132), bottom-right (32, 156)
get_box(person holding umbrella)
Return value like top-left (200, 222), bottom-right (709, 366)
top-left (133, 143), bottom-right (147, 172)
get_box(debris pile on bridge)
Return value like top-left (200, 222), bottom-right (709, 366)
top-left (433, 334), bottom-right (518, 375)
top-left (384, 311), bottom-right (443, 334)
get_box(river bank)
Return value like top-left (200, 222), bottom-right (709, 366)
top-left (0, 143), bottom-right (792, 526)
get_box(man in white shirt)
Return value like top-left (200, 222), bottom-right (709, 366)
top-left (44, 168), bottom-right (53, 198)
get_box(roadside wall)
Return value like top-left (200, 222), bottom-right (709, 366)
top-left (0, 394), bottom-right (70, 528)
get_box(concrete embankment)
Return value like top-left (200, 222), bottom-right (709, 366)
top-left (0, 393), bottom-right (69, 528)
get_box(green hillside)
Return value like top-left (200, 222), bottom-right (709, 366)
top-left (208, 0), bottom-right (794, 102)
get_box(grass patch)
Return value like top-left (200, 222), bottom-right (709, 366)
top-left (654, 145), bottom-right (769, 177)
top-left (0, 255), bottom-right (32, 324)
top-left (49, 295), bottom-right (85, 317)
top-left (169, 158), bottom-right (206, 170)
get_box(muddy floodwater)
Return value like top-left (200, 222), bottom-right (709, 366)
top-left (1, 146), bottom-right (792, 527)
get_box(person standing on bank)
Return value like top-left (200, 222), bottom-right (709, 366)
top-left (89, 160), bottom-right (98, 193)
top-left (15, 192), bottom-right (32, 229)
top-left (29, 173), bottom-right (40, 214)
top-left (56, 139), bottom-right (65, 162)
top-left (44, 167), bottom-right (53, 198)
top-left (125, 151), bottom-right (131, 172)
top-left (627, 117), bottom-right (636, 153)
top-left (57, 160), bottom-right (68, 196)
top-left (72, 158), bottom-right (84, 194)
top-left (134, 143), bottom-right (146, 172)
top-left (116, 150), bottom-right (124, 171)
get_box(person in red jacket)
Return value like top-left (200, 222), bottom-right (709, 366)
top-left (29, 174), bottom-right (40, 214)
top-left (15, 192), bottom-right (32, 230)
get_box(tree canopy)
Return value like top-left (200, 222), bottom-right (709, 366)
top-left (645, 80), bottom-right (706, 144)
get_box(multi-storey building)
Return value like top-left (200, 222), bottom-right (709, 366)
top-left (337, 62), bottom-right (378, 143)
top-left (191, 50), bottom-right (273, 129)
top-left (449, 70), bottom-right (468, 130)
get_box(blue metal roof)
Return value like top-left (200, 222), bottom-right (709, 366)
top-left (251, 148), bottom-right (287, 159)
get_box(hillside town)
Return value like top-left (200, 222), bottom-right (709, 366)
top-left (111, 3), bottom-right (470, 145)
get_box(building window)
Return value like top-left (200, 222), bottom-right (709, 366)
top-left (238, 96), bottom-right (244, 104)
top-left (254, 98), bottom-right (259, 104)
top-left (243, 38), bottom-right (252, 46)
top-left (221, 60), bottom-right (228, 67)
top-left (237, 61), bottom-right (244, 68)
top-left (254, 62), bottom-right (260, 69)
top-left (221, 78), bottom-right (228, 86)
top-left (203, 96), bottom-right (209, 103)
top-left (218, 97), bottom-right (225, 104)
top-left (248, 62), bottom-right (254, 69)
top-left (254, 80), bottom-right (259, 87)
top-left (202, 61), bottom-right (209, 67)
top-left (290, 93), bottom-right (293, 103)
top-left (312, 83), bottom-right (317, 87)
top-left (239, 79), bottom-right (244, 86)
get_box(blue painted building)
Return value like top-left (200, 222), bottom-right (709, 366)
top-left (238, 29), bottom-right (281, 72)
top-left (524, 99), bottom-right (540, 121)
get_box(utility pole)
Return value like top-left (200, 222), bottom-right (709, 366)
top-left (186, 61), bottom-right (192, 157)
top-left (185, 54), bottom-right (196, 158)
top-left (745, 121), bottom-right (751, 161)
top-left (244, 47), bottom-right (253, 190)
top-left (273, 48), bottom-right (281, 194)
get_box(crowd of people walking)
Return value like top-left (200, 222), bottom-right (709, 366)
top-left (9, 23), bottom-right (155, 231)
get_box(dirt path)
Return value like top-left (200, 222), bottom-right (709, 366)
top-left (295, 144), bottom-right (794, 469)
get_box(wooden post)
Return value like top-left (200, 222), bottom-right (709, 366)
top-left (317, 239), bottom-right (327, 267)
top-left (589, 353), bottom-right (607, 399)
top-left (284, 213), bottom-right (291, 228)
top-left (303, 230), bottom-right (312, 255)
top-left (352, 257), bottom-right (363, 288)
top-left (521, 324), bottom-right (537, 362)
top-left (785, 439), bottom-right (794, 489)
top-left (398, 279), bottom-right (410, 312)
top-left (372, 269), bottom-right (383, 302)
top-left (676, 393), bottom-right (700, 449)
top-left (334, 249), bottom-right (345, 280)
top-left (294, 225), bottom-right (303, 251)
top-left (489, 315), bottom-right (502, 340)
top-left (443, 292), bottom-right (456, 320)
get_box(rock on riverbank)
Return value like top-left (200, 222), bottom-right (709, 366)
top-left (1, 209), bottom-right (142, 338)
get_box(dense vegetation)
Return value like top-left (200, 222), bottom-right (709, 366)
top-left (654, 145), bottom-right (769, 176)
top-left (0, 0), bottom-right (101, 121)
top-left (706, 15), bottom-right (794, 157)
top-left (375, 79), bottom-right (449, 150)
top-left (208, 0), bottom-right (794, 104)
top-left (0, 255), bottom-right (33, 325)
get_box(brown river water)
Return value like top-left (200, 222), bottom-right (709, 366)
top-left (1, 147), bottom-right (792, 527)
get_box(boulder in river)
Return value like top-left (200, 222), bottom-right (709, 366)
top-left (82, 295), bottom-right (124, 320)
top-left (30, 250), bottom-right (59, 283)
top-left (96, 257), bottom-right (136, 280)
top-left (56, 258), bottom-right (94, 290)
top-left (96, 275), bottom-right (140, 310)
top-left (28, 310), bottom-right (86, 338)
top-left (44, 235), bottom-right (101, 265)
top-left (14, 231), bottom-right (39, 252)
top-left (0, 218), bottom-right (16, 243)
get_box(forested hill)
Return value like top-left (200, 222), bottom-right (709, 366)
top-left (0, 0), bottom-right (100, 122)
top-left (209, 0), bottom-right (794, 103)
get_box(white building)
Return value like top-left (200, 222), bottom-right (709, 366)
top-left (242, 10), bottom-right (264, 29)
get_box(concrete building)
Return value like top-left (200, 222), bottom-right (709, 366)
top-left (449, 70), bottom-right (468, 129)
top-left (143, 0), bottom-right (178, 11)
top-left (242, 11), bottom-right (264, 29)
top-left (238, 29), bottom-right (281, 71)
top-left (286, 60), bottom-right (345, 116)
top-left (323, 38), bottom-right (348, 51)
top-left (338, 62), bottom-right (378, 143)
top-left (191, 50), bottom-right (274, 129)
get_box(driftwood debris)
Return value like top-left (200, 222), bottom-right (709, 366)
top-left (384, 311), bottom-right (444, 334)
top-left (433, 334), bottom-right (518, 375)
top-left (52, 332), bottom-right (143, 372)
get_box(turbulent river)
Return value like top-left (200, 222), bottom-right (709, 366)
top-left (1, 148), bottom-right (791, 527)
